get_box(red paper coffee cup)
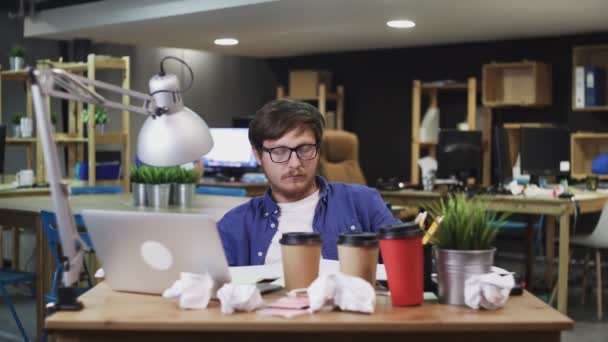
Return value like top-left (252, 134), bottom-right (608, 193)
top-left (378, 222), bottom-right (424, 306)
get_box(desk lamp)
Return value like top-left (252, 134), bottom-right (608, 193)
top-left (30, 56), bottom-right (213, 312)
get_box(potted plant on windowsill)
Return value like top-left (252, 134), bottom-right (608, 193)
top-left (170, 167), bottom-right (198, 208)
top-left (81, 107), bottom-right (110, 134)
top-left (8, 45), bottom-right (26, 71)
top-left (11, 113), bottom-right (24, 137)
top-left (426, 193), bottom-right (508, 306)
top-left (139, 166), bottom-right (172, 208)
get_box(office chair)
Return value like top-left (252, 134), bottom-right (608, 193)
top-left (570, 202), bottom-right (608, 320)
top-left (493, 215), bottom-right (546, 255)
top-left (0, 124), bottom-right (32, 341)
top-left (0, 270), bottom-right (34, 341)
top-left (196, 186), bottom-right (247, 197)
top-left (318, 129), bottom-right (367, 185)
top-left (40, 211), bottom-right (94, 305)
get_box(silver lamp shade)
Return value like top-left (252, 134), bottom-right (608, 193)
top-left (137, 107), bottom-right (213, 166)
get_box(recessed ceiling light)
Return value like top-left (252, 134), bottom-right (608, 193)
top-left (386, 20), bottom-right (416, 29)
top-left (214, 38), bottom-right (239, 46)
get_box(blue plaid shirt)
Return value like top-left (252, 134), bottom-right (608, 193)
top-left (218, 176), bottom-right (399, 266)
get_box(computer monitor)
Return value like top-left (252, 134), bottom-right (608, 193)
top-left (493, 125), bottom-right (512, 184)
top-left (203, 128), bottom-right (258, 179)
top-left (437, 129), bottom-right (483, 184)
top-left (520, 127), bottom-right (570, 177)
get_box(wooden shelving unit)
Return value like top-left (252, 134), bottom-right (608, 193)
top-left (572, 45), bottom-right (608, 112)
top-left (482, 61), bottom-right (552, 107)
top-left (410, 78), bottom-right (490, 185)
top-left (570, 132), bottom-right (608, 180)
top-left (0, 69), bottom-right (36, 171)
top-left (0, 54), bottom-right (131, 190)
top-left (276, 84), bottom-right (344, 130)
top-left (276, 71), bottom-right (344, 130)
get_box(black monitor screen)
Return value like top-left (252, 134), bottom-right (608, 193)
top-left (437, 129), bottom-right (483, 183)
top-left (203, 128), bottom-right (258, 172)
top-left (520, 128), bottom-right (570, 177)
top-left (493, 125), bottom-right (512, 183)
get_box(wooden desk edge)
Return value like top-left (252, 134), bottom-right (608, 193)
top-left (45, 288), bottom-right (573, 333)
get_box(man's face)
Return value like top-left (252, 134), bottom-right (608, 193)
top-left (254, 127), bottom-right (319, 203)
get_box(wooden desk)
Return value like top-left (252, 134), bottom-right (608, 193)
top-left (46, 282), bottom-right (573, 342)
top-left (0, 186), bottom-right (50, 197)
top-left (198, 179), bottom-right (267, 197)
top-left (381, 189), bottom-right (608, 315)
top-left (0, 193), bottom-right (249, 342)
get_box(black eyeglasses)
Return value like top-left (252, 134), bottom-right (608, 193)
top-left (262, 144), bottom-right (320, 163)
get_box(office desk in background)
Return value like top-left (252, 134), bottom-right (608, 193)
top-left (46, 282), bottom-right (573, 342)
top-left (0, 193), bottom-right (250, 342)
top-left (198, 178), bottom-right (267, 197)
top-left (0, 185), bottom-right (50, 197)
top-left (380, 189), bottom-right (608, 315)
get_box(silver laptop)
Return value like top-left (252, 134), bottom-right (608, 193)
top-left (82, 209), bottom-right (231, 295)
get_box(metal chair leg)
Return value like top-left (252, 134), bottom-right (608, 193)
top-left (582, 252), bottom-right (591, 305)
top-left (596, 250), bottom-right (603, 320)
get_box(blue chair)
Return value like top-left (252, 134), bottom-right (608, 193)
top-left (493, 215), bottom-right (545, 255)
top-left (196, 186), bottom-right (247, 197)
top-left (0, 270), bottom-right (34, 341)
top-left (70, 185), bottom-right (124, 195)
top-left (40, 211), bottom-right (94, 305)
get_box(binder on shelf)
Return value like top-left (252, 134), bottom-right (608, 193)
top-left (574, 66), bottom-right (585, 108)
top-left (584, 65), bottom-right (606, 107)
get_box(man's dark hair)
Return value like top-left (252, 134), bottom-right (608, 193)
top-left (249, 99), bottom-right (325, 151)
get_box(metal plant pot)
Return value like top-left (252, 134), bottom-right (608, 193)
top-left (171, 183), bottom-right (195, 208)
top-left (145, 183), bottom-right (171, 208)
top-left (9, 56), bottom-right (25, 70)
top-left (132, 182), bottom-right (147, 207)
top-left (433, 247), bottom-right (496, 306)
top-left (12, 125), bottom-right (21, 137)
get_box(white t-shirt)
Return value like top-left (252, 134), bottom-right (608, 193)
top-left (264, 190), bottom-right (320, 264)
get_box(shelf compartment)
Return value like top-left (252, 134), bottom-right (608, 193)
top-left (570, 132), bottom-right (608, 180)
top-left (482, 61), bottom-right (552, 107)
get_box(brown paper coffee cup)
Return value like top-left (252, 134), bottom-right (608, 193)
top-left (280, 232), bottom-right (322, 290)
top-left (337, 233), bottom-right (379, 286)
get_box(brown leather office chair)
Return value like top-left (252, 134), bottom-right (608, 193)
top-left (318, 129), bottom-right (367, 185)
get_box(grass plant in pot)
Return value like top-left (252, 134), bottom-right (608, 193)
top-left (11, 113), bottom-right (24, 137)
top-left (171, 167), bottom-right (198, 207)
top-left (8, 45), bottom-right (26, 70)
top-left (130, 166), bottom-right (146, 207)
top-left (82, 107), bottom-right (109, 134)
top-left (50, 112), bottom-right (59, 133)
top-left (139, 166), bottom-right (172, 208)
top-left (426, 194), bottom-right (508, 305)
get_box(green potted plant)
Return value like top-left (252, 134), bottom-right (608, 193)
top-left (130, 166), bottom-right (146, 207)
top-left (139, 166), bottom-right (172, 208)
top-left (426, 193), bottom-right (508, 305)
top-left (11, 113), bottom-right (24, 137)
top-left (170, 167), bottom-right (198, 207)
top-left (82, 107), bottom-right (110, 133)
top-left (50, 112), bottom-right (59, 133)
top-left (8, 45), bottom-right (26, 70)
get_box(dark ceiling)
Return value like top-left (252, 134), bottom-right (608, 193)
top-left (0, 0), bottom-right (101, 11)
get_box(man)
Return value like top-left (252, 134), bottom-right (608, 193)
top-left (218, 99), bottom-right (398, 266)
